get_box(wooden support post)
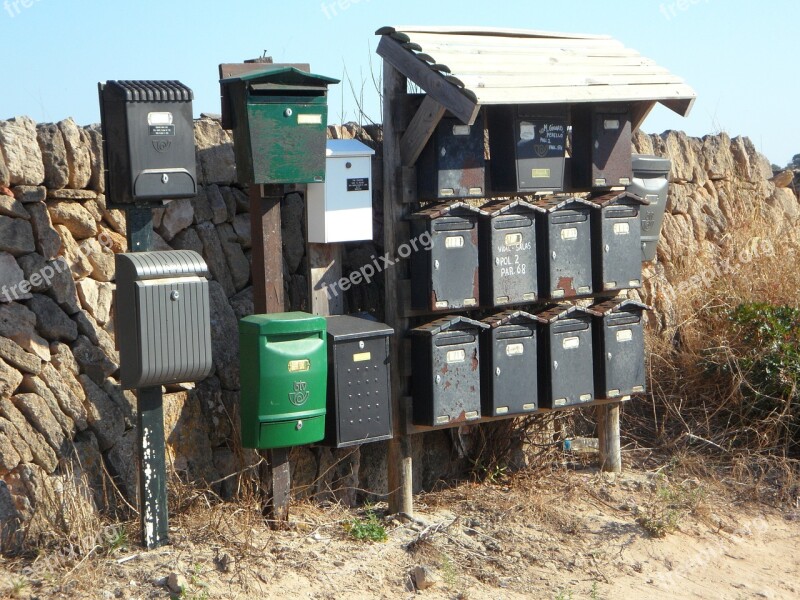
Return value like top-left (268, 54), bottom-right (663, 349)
top-left (597, 403), bottom-right (622, 473)
top-left (383, 61), bottom-right (415, 516)
top-left (126, 206), bottom-right (169, 549)
top-left (400, 95), bottom-right (446, 167)
top-left (307, 243), bottom-right (344, 316)
top-left (249, 184), bottom-right (292, 528)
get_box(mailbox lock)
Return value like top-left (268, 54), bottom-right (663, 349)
top-left (162, 173), bottom-right (170, 184)
top-left (346, 162), bottom-right (353, 169)
top-left (170, 290), bottom-right (180, 302)
top-left (296, 420), bottom-right (304, 431)
top-left (284, 108), bottom-right (293, 118)
top-left (359, 341), bottom-right (365, 350)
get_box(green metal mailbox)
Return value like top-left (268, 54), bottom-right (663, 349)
top-left (220, 66), bottom-right (339, 185)
top-left (239, 312), bottom-right (328, 449)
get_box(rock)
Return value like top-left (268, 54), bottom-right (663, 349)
top-left (76, 279), bottom-right (113, 325)
top-left (70, 430), bottom-right (106, 508)
top-left (73, 310), bottom-right (117, 359)
top-left (767, 187), bottom-right (800, 222)
top-left (0, 302), bottom-right (51, 361)
top-left (229, 286), bottom-right (254, 320)
top-left (40, 360), bottom-right (88, 431)
top-left (48, 201), bottom-right (98, 240)
top-left (105, 429), bottom-right (137, 501)
top-left (26, 201), bottom-right (62, 260)
top-left (219, 186), bottom-right (238, 221)
top-left (99, 226), bottom-right (126, 253)
top-left (207, 185), bottom-right (228, 224)
top-left (81, 237), bottom-right (116, 282)
top-left (19, 375), bottom-right (75, 438)
top-left (232, 186), bottom-right (249, 213)
top-left (36, 123), bottom-right (69, 190)
top-left (0, 357), bottom-right (23, 400)
top-left (281, 193), bottom-right (306, 273)
top-left (208, 281), bottom-right (240, 390)
top-left (770, 170), bottom-right (795, 188)
top-left (72, 335), bottom-right (119, 385)
top-left (47, 258), bottom-right (82, 314)
top-left (194, 119), bottom-right (236, 185)
top-left (86, 126), bottom-right (105, 193)
top-left (150, 231), bottom-right (172, 251)
top-left (47, 189), bottom-right (97, 200)
top-left (632, 130), bottom-right (655, 156)
top-left (0, 337), bottom-right (41, 375)
top-left (0, 397), bottom-right (57, 473)
top-left (82, 199), bottom-right (103, 223)
top-left (50, 341), bottom-right (78, 376)
top-left (197, 222), bottom-right (236, 297)
top-left (661, 131), bottom-right (697, 183)
top-left (0, 432), bottom-right (21, 473)
top-left (232, 213), bottom-right (252, 249)
top-left (166, 573), bottom-right (188, 595)
top-left (0, 116), bottom-right (45, 186)
top-left (411, 566), bottom-right (439, 591)
top-left (54, 224), bottom-right (93, 280)
top-left (58, 118), bottom-right (92, 189)
top-left (11, 185), bottom-right (46, 204)
top-left (0, 252), bottom-right (31, 302)
top-left (157, 198), bottom-right (194, 241)
top-left (79, 375), bottom-right (124, 452)
top-left (102, 378), bottom-right (136, 428)
top-left (192, 187), bottom-right (213, 224)
top-left (170, 227), bottom-right (204, 255)
top-left (151, 206), bottom-right (166, 229)
top-left (12, 393), bottom-right (67, 453)
top-left (0, 195), bottom-right (29, 219)
top-left (702, 133), bottom-right (735, 181)
top-left (0, 417), bottom-right (33, 466)
top-left (216, 223), bottom-right (251, 291)
top-left (102, 207), bottom-right (126, 235)
top-left (164, 390), bottom-right (216, 484)
top-left (26, 293), bottom-right (78, 342)
top-left (0, 215), bottom-right (36, 256)
top-left (17, 253), bottom-right (49, 294)
top-left (0, 145), bottom-right (8, 187)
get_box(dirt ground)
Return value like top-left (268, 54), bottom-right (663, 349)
top-left (1, 455), bottom-right (799, 600)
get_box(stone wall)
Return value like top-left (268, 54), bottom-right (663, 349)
top-left (1, 113), bottom-right (798, 552)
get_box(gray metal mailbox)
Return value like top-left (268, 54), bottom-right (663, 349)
top-left (410, 202), bottom-right (486, 312)
top-left (589, 300), bottom-right (650, 400)
top-left (323, 315), bottom-right (394, 448)
top-left (589, 191), bottom-right (648, 294)
top-left (627, 155), bottom-right (672, 262)
top-left (538, 305), bottom-right (594, 409)
top-left (480, 199), bottom-right (546, 307)
top-left (536, 197), bottom-right (594, 300)
top-left (98, 80), bottom-right (197, 205)
top-left (572, 104), bottom-right (633, 190)
top-left (115, 250), bottom-right (212, 389)
top-left (481, 311), bottom-right (545, 417)
top-left (411, 316), bottom-right (489, 426)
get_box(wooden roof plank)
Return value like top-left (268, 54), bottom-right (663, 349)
top-left (393, 25), bottom-right (612, 39)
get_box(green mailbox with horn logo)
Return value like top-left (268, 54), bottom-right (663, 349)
top-left (239, 312), bottom-right (328, 449)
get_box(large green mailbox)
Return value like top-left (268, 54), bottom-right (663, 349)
top-left (239, 312), bottom-right (328, 449)
top-left (220, 66), bottom-right (339, 185)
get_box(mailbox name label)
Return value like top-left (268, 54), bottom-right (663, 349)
top-left (149, 125), bottom-right (176, 137)
top-left (347, 178), bottom-right (370, 192)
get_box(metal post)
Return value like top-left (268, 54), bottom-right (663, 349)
top-left (126, 205), bottom-right (169, 549)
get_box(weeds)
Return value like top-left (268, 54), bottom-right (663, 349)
top-left (637, 477), bottom-right (707, 538)
top-left (344, 510), bottom-right (388, 543)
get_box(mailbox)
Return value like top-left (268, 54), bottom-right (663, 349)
top-left (411, 316), bottom-right (489, 426)
top-left (538, 305), bottom-right (594, 409)
top-left (571, 104), bottom-right (633, 189)
top-left (589, 191), bottom-right (648, 294)
top-left (323, 315), bottom-right (393, 448)
top-left (418, 113), bottom-right (486, 200)
top-left (627, 155), bottom-right (672, 262)
top-left (589, 300), bottom-right (650, 400)
top-left (98, 80), bottom-right (197, 205)
top-left (481, 311), bottom-right (545, 417)
top-left (115, 250), bottom-right (212, 389)
top-left (220, 67), bottom-right (339, 185)
top-left (307, 140), bottom-right (375, 243)
top-left (487, 105), bottom-right (568, 194)
top-left (410, 202), bottom-right (486, 312)
top-left (536, 197), bottom-right (594, 300)
top-left (480, 198), bottom-right (545, 307)
top-left (239, 312), bottom-right (327, 449)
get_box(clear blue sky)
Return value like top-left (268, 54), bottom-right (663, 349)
top-left (2, 0), bottom-right (797, 165)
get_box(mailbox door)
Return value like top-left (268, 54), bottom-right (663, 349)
top-left (592, 109), bottom-right (633, 187)
top-left (429, 217), bottom-right (480, 310)
top-left (485, 324), bottom-right (538, 416)
top-left (487, 214), bottom-right (538, 306)
top-left (596, 206), bottom-right (643, 292)
top-left (515, 115), bottom-right (567, 192)
top-left (601, 312), bottom-right (646, 398)
top-left (315, 154), bottom-right (373, 243)
top-left (547, 317), bottom-right (594, 407)
top-left (543, 208), bottom-right (593, 299)
top-left (418, 115), bottom-right (486, 200)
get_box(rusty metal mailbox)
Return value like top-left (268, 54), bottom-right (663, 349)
top-left (481, 310), bottom-right (545, 417)
top-left (418, 113), bottom-right (486, 200)
top-left (411, 316), bottom-right (489, 426)
top-left (572, 104), bottom-right (633, 189)
top-left (589, 191), bottom-right (648, 294)
top-left (536, 197), bottom-right (594, 300)
top-left (589, 300), bottom-right (650, 400)
top-left (480, 199), bottom-right (545, 307)
top-left (538, 305), bottom-right (595, 409)
top-left (410, 202), bottom-right (486, 312)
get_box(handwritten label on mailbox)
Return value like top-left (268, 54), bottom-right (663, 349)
top-left (517, 120), bottom-right (566, 159)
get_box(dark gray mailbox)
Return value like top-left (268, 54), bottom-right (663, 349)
top-left (589, 191), bottom-right (648, 294)
top-left (487, 105), bottom-right (568, 194)
top-left (481, 310), bottom-right (546, 417)
top-left (572, 104), bottom-right (633, 190)
top-left (538, 305), bottom-right (594, 409)
top-left (480, 198), bottom-right (545, 307)
top-left (411, 316), bottom-right (489, 427)
top-left (536, 197), bottom-right (594, 300)
top-left (418, 113), bottom-right (486, 200)
top-left (410, 202), bottom-right (486, 312)
top-left (588, 300), bottom-right (650, 400)
top-left (115, 250), bottom-right (213, 390)
top-left (323, 315), bottom-right (394, 448)
top-left (98, 80), bottom-right (197, 205)
top-left (627, 155), bottom-right (672, 262)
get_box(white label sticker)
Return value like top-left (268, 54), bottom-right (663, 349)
top-left (561, 227), bottom-right (578, 241)
top-left (148, 111), bottom-right (173, 125)
top-left (613, 222), bottom-right (630, 235)
top-left (445, 236), bottom-right (465, 249)
top-left (616, 329), bottom-right (633, 342)
top-left (519, 121), bottom-right (536, 141)
top-left (505, 343), bottom-right (525, 357)
top-left (446, 349), bottom-right (466, 363)
top-left (504, 233), bottom-right (523, 247)
top-left (563, 337), bottom-right (580, 350)
top-left (453, 124), bottom-right (471, 136)
top-left (298, 114), bottom-right (323, 125)
top-left (604, 119), bottom-right (620, 130)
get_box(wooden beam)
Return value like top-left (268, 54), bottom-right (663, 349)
top-left (400, 95), bottom-right (446, 167)
top-left (377, 36), bottom-right (480, 126)
top-left (661, 96), bottom-right (695, 118)
top-left (597, 403), bottom-right (622, 473)
top-left (630, 101), bottom-right (657, 133)
top-left (307, 243), bottom-right (344, 316)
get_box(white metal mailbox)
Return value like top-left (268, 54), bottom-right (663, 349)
top-left (307, 140), bottom-right (375, 243)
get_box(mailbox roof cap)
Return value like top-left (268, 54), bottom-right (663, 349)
top-left (534, 196), bottom-right (594, 213)
top-left (326, 315), bottom-right (394, 341)
top-left (326, 139), bottom-right (376, 158)
top-left (481, 198), bottom-right (547, 217)
top-left (482, 310), bottom-right (547, 328)
top-left (115, 250), bottom-right (208, 282)
top-left (633, 154), bottom-right (672, 173)
top-left (412, 315), bottom-right (490, 336)
top-left (239, 311), bottom-right (326, 335)
top-left (102, 80), bottom-right (193, 103)
top-left (411, 201), bottom-right (487, 220)
top-left (537, 304), bottom-right (593, 324)
top-left (220, 66), bottom-right (339, 88)
top-left (588, 191), bottom-right (649, 208)
top-left (587, 299), bottom-right (652, 317)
